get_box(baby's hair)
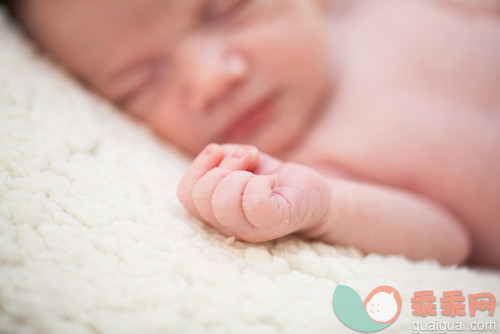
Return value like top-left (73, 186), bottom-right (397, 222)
top-left (0, 0), bottom-right (19, 18)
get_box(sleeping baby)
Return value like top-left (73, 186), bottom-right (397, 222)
top-left (7, 0), bottom-right (500, 267)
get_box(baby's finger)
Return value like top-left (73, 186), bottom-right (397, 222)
top-left (191, 148), bottom-right (256, 229)
top-left (177, 144), bottom-right (223, 217)
top-left (211, 170), bottom-right (254, 236)
top-left (219, 145), bottom-right (259, 171)
top-left (191, 167), bottom-right (234, 236)
top-left (240, 174), bottom-right (287, 242)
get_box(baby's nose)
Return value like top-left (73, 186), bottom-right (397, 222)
top-left (176, 40), bottom-right (249, 113)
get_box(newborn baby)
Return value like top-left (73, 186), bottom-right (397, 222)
top-left (12, 0), bottom-right (500, 267)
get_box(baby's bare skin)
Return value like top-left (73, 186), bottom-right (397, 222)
top-left (178, 143), bottom-right (470, 266)
top-left (18, 0), bottom-right (500, 267)
top-left (179, 0), bottom-right (500, 266)
top-left (301, 0), bottom-right (500, 266)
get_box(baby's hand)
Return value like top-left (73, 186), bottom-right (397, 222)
top-left (177, 144), bottom-right (331, 242)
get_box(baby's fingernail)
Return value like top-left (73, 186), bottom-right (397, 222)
top-left (231, 148), bottom-right (246, 159)
top-left (203, 144), bottom-right (217, 155)
top-left (243, 145), bottom-right (258, 156)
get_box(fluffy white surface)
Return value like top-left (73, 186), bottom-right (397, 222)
top-left (0, 10), bottom-right (499, 334)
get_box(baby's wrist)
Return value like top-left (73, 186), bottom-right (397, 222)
top-left (296, 177), bottom-right (334, 240)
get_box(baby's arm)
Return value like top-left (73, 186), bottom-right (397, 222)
top-left (177, 144), bottom-right (471, 265)
top-left (305, 178), bottom-right (471, 265)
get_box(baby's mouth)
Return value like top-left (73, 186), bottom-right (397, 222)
top-left (222, 94), bottom-right (276, 142)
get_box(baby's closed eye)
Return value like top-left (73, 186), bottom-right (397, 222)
top-left (114, 60), bottom-right (169, 109)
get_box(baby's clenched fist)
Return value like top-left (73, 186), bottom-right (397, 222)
top-left (177, 144), bottom-right (331, 242)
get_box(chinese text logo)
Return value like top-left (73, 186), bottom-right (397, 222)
top-left (411, 290), bottom-right (495, 317)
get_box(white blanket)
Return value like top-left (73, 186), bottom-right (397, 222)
top-left (1, 10), bottom-right (499, 334)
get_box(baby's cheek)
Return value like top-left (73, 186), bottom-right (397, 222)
top-left (147, 111), bottom-right (205, 155)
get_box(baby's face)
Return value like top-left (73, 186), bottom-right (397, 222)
top-left (21, 0), bottom-right (333, 155)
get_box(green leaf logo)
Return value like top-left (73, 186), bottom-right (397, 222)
top-left (332, 285), bottom-right (402, 332)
